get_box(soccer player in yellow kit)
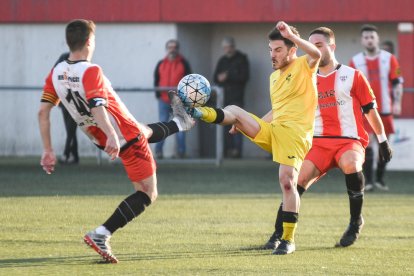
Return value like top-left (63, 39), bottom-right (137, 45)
top-left (185, 21), bottom-right (320, 254)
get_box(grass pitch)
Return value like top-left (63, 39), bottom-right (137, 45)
top-left (0, 157), bottom-right (413, 275)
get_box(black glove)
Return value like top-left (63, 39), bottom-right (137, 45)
top-left (379, 140), bottom-right (393, 163)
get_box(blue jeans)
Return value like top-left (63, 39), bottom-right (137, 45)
top-left (155, 100), bottom-right (186, 156)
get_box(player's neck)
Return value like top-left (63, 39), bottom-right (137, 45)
top-left (364, 48), bottom-right (380, 58)
top-left (69, 51), bottom-right (90, 62)
top-left (318, 60), bottom-right (339, 76)
top-left (279, 55), bottom-right (297, 74)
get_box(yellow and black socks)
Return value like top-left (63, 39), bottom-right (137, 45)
top-left (196, 107), bottom-right (225, 124)
top-left (274, 186), bottom-right (305, 238)
top-left (281, 211), bottom-right (299, 243)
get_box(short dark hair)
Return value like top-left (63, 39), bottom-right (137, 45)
top-left (309, 27), bottom-right (335, 44)
top-left (66, 19), bottom-right (96, 52)
top-left (360, 24), bottom-right (378, 34)
top-left (165, 39), bottom-right (180, 49)
top-left (268, 25), bottom-right (300, 49)
top-left (381, 40), bottom-right (395, 54)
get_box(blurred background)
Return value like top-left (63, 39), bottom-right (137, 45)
top-left (0, 0), bottom-right (413, 169)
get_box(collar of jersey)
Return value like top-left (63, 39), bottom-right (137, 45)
top-left (66, 59), bottom-right (88, 64)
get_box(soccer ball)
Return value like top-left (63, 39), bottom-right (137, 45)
top-left (177, 74), bottom-right (211, 108)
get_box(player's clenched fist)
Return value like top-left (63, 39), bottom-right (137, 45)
top-left (40, 150), bottom-right (56, 174)
top-left (105, 135), bottom-right (120, 160)
top-left (276, 21), bottom-right (294, 39)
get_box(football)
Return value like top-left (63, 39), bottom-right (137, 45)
top-left (177, 74), bottom-right (211, 108)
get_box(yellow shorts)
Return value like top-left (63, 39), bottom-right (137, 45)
top-left (241, 114), bottom-right (312, 171)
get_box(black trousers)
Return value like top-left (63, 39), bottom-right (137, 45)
top-left (61, 105), bottom-right (78, 161)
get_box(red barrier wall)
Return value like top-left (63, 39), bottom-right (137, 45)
top-left (1, 0), bottom-right (413, 23)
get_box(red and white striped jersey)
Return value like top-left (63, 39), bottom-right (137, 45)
top-left (41, 60), bottom-right (141, 148)
top-left (350, 50), bottom-right (403, 115)
top-left (314, 64), bottom-right (375, 147)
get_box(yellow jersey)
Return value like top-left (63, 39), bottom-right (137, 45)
top-left (269, 55), bottom-right (318, 139)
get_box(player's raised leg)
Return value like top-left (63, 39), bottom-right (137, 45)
top-left (135, 91), bottom-right (194, 147)
top-left (188, 104), bottom-right (261, 139)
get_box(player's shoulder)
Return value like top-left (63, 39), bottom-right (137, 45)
top-left (380, 49), bottom-right (392, 57)
top-left (350, 52), bottom-right (365, 65)
top-left (270, 69), bottom-right (279, 79)
top-left (339, 64), bottom-right (358, 73)
top-left (83, 62), bottom-right (103, 74)
top-left (352, 51), bottom-right (364, 58)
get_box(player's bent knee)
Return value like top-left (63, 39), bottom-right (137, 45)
top-left (132, 176), bottom-right (158, 202)
top-left (279, 176), bottom-right (296, 193)
top-left (149, 190), bottom-right (158, 202)
top-left (341, 162), bottom-right (361, 174)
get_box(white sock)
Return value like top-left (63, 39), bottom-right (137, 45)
top-left (172, 117), bottom-right (183, 131)
top-left (95, 225), bottom-right (111, 236)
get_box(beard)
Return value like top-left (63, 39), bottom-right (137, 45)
top-left (272, 56), bottom-right (289, 70)
top-left (365, 45), bottom-right (377, 53)
top-left (318, 56), bottom-right (330, 67)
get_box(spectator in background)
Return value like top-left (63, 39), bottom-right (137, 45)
top-left (350, 25), bottom-right (403, 191)
top-left (153, 39), bottom-right (192, 159)
top-left (54, 52), bottom-right (80, 165)
top-left (58, 102), bottom-right (79, 164)
top-left (213, 36), bottom-right (249, 158)
top-left (381, 40), bottom-right (395, 54)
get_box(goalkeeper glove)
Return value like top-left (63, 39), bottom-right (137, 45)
top-left (378, 140), bottom-right (393, 163)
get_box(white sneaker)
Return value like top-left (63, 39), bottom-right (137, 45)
top-left (84, 230), bottom-right (118, 263)
top-left (375, 181), bottom-right (389, 191)
top-left (365, 183), bottom-right (374, 192)
top-left (169, 90), bottom-right (195, 131)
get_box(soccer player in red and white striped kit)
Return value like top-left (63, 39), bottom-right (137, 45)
top-left (263, 27), bottom-right (393, 250)
top-left (38, 19), bottom-right (194, 263)
top-left (350, 24), bottom-right (403, 192)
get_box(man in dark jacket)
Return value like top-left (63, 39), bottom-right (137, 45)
top-left (154, 39), bottom-right (192, 159)
top-left (213, 37), bottom-right (249, 158)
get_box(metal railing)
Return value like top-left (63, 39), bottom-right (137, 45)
top-left (0, 85), bottom-right (224, 166)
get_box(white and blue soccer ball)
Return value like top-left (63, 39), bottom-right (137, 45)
top-left (177, 74), bottom-right (211, 108)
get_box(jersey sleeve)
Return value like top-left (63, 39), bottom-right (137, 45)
top-left (389, 55), bottom-right (403, 83)
top-left (83, 66), bottom-right (109, 108)
top-left (301, 55), bottom-right (316, 75)
top-left (352, 70), bottom-right (376, 107)
top-left (41, 70), bottom-right (60, 106)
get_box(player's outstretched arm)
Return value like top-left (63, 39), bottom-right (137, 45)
top-left (91, 106), bottom-right (120, 160)
top-left (276, 21), bottom-right (321, 68)
top-left (38, 102), bottom-right (56, 174)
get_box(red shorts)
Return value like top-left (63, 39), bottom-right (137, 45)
top-left (306, 138), bottom-right (365, 174)
top-left (119, 136), bottom-right (156, 182)
top-left (363, 114), bottom-right (395, 135)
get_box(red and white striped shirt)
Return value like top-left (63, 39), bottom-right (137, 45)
top-left (314, 64), bottom-right (375, 147)
top-left (350, 50), bottom-right (402, 115)
top-left (41, 60), bottom-right (142, 148)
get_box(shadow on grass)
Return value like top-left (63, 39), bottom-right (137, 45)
top-left (0, 255), bottom-right (102, 268)
top-left (0, 243), bottom-right (366, 268)
top-left (0, 248), bottom-right (268, 268)
top-left (1, 157), bottom-right (413, 197)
